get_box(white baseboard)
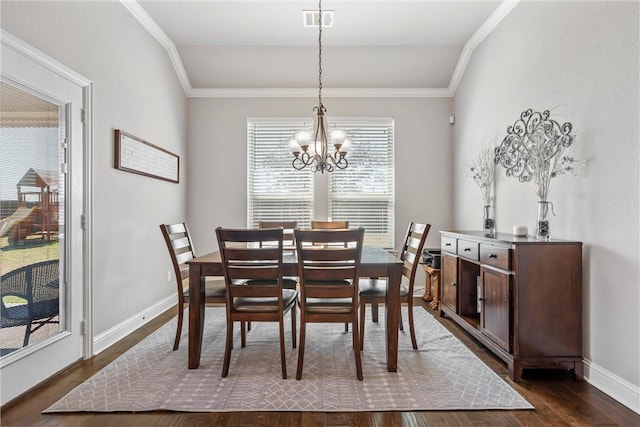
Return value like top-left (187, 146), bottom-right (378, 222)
top-left (584, 359), bottom-right (640, 415)
top-left (92, 296), bottom-right (175, 355)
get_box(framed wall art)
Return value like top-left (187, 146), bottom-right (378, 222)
top-left (114, 129), bottom-right (179, 183)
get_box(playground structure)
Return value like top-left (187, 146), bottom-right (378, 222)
top-left (0, 168), bottom-right (59, 243)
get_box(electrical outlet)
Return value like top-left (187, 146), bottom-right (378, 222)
top-left (167, 270), bottom-right (172, 282)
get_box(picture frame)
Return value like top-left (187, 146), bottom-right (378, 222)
top-left (114, 130), bottom-right (179, 183)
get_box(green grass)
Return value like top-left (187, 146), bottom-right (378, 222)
top-left (0, 236), bottom-right (60, 275)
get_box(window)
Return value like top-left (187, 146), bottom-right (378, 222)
top-left (329, 118), bottom-right (395, 248)
top-left (247, 119), bottom-right (314, 228)
top-left (247, 117), bottom-right (395, 248)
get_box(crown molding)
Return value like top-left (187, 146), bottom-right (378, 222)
top-left (189, 87), bottom-right (453, 98)
top-left (448, 0), bottom-right (520, 94)
top-left (120, 0), bottom-right (192, 94)
top-left (122, 0), bottom-right (518, 99)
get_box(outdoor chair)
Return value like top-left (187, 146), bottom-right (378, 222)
top-left (1, 259), bottom-right (60, 348)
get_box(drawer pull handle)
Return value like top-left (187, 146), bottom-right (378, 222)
top-left (451, 282), bottom-right (457, 287)
top-left (488, 253), bottom-right (497, 258)
top-left (478, 297), bottom-right (486, 301)
top-left (463, 247), bottom-right (471, 252)
top-left (445, 243), bottom-right (452, 246)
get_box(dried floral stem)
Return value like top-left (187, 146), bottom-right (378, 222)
top-left (467, 143), bottom-right (496, 206)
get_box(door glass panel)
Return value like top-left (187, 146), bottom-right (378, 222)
top-left (0, 81), bottom-right (65, 357)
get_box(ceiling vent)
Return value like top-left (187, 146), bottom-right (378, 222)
top-left (302, 10), bottom-right (334, 27)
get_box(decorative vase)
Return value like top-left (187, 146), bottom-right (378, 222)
top-left (537, 200), bottom-right (550, 239)
top-left (483, 205), bottom-right (494, 237)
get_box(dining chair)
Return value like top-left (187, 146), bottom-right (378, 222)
top-left (359, 222), bottom-right (430, 350)
top-left (160, 223), bottom-right (226, 351)
top-left (216, 227), bottom-right (298, 379)
top-left (258, 220), bottom-right (297, 248)
top-left (312, 220), bottom-right (352, 331)
top-left (257, 220), bottom-right (298, 290)
top-left (294, 227), bottom-right (365, 381)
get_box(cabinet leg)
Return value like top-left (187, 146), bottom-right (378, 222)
top-left (573, 361), bottom-right (584, 381)
top-left (509, 360), bottom-right (523, 382)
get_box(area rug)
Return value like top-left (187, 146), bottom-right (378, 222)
top-left (45, 307), bottom-right (533, 413)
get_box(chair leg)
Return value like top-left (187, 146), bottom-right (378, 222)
top-left (359, 301), bottom-right (366, 350)
top-left (399, 313), bottom-right (404, 331)
top-left (352, 317), bottom-right (363, 381)
top-left (296, 314), bottom-right (306, 380)
top-left (408, 301), bottom-right (418, 350)
top-left (279, 318), bottom-right (287, 379)
top-left (173, 303), bottom-right (184, 351)
top-left (291, 304), bottom-right (297, 349)
top-left (241, 321), bottom-right (247, 348)
top-left (23, 322), bottom-right (32, 347)
top-left (371, 303), bottom-right (379, 323)
top-left (221, 319), bottom-right (234, 377)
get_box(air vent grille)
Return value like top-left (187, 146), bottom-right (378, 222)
top-left (302, 10), bottom-right (334, 27)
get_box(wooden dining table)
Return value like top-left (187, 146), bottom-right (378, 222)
top-left (187, 246), bottom-right (404, 372)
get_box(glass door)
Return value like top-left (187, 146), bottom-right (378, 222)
top-left (0, 35), bottom-right (88, 405)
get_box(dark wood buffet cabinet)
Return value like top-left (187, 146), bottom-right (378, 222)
top-left (439, 231), bottom-right (583, 381)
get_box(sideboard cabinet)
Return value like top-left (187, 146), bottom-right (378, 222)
top-left (439, 231), bottom-right (583, 381)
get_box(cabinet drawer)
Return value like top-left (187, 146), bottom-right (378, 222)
top-left (480, 244), bottom-right (511, 270)
top-left (457, 239), bottom-right (479, 261)
top-left (441, 236), bottom-right (457, 254)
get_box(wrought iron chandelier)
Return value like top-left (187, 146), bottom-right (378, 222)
top-left (288, 0), bottom-right (350, 173)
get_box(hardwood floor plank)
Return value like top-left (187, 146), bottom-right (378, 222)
top-left (2, 304), bottom-right (639, 427)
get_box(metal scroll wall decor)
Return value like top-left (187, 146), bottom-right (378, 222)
top-left (494, 109), bottom-right (580, 239)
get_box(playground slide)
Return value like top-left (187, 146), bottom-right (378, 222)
top-left (0, 207), bottom-right (39, 238)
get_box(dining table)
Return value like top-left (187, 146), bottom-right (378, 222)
top-left (187, 246), bottom-right (404, 372)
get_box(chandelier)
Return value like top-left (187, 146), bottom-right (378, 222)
top-left (287, 0), bottom-right (350, 173)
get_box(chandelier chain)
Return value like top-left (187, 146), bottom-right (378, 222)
top-left (318, 0), bottom-right (323, 108)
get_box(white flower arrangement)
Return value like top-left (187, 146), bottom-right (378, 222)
top-left (467, 142), bottom-right (496, 206)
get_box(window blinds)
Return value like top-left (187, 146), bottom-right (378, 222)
top-left (247, 118), bottom-right (314, 229)
top-left (328, 118), bottom-right (395, 248)
top-left (247, 117), bottom-right (395, 248)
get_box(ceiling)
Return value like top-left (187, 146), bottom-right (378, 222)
top-left (128, 0), bottom-right (516, 96)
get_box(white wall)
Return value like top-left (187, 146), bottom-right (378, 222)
top-left (1, 2), bottom-right (188, 336)
top-left (453, 1), bottom-right (639, 410)
top-left (187, 97), bottom-right (453, 256)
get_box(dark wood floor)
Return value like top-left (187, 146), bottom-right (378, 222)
top-left (2, 300), bottom-right (639, 427)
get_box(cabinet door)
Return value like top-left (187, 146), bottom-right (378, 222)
top-left (440, 253), bottom-right (458, 313)
top-left (480, 267), bottom-right (512, 352)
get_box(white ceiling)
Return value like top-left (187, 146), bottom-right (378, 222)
top-left (129, 0), bottom-right (515, 96)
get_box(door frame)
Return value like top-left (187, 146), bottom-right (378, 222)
top-left (0, 29), bottom-right (93, 402)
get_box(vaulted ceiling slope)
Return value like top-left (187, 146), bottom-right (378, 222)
top-left (126, 0), bottom-right (519, 97)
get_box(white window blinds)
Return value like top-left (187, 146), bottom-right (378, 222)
top-left (247, 118), bottom-right (314, 229)
top-left (328, 118), bottom-right (395, 248)
top-left (247, 117), bottom-right (395, 248)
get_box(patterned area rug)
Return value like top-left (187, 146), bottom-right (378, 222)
top-left (45, 307), bottom-right (533, 412)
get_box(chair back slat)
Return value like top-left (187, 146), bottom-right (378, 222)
top-left (295, 228), bottom-right (364, 301)
top-left (311, 220), bottom-right (349, 230)
top-left (399, 222), bottom-right (431, 291)
top-left (160, 223), bottom-right (197, 300)
top-left (216, 227), bottom-right (285, 303)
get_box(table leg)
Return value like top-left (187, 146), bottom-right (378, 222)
top-left (385, 262), bottom-right (402, 372)
top-left (188, 264), bottom-right (205, 369)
